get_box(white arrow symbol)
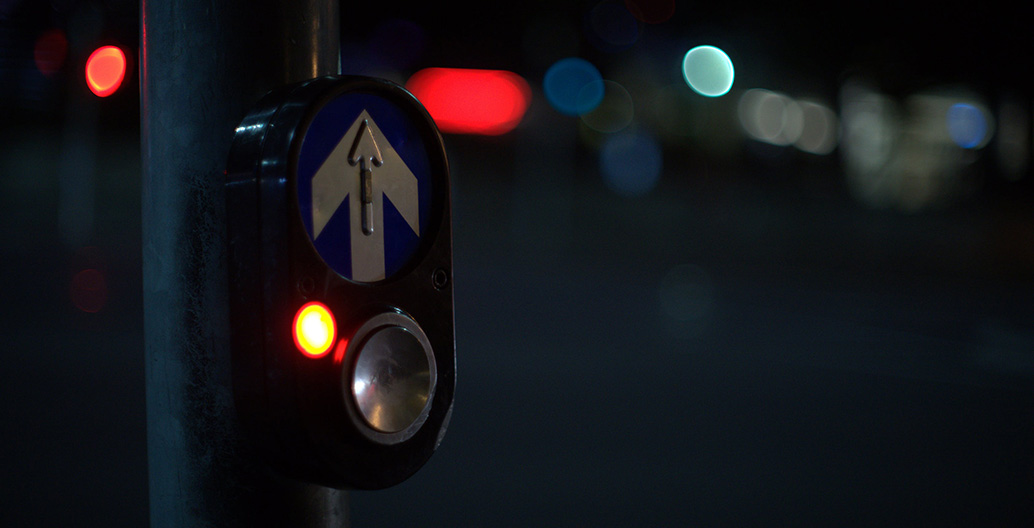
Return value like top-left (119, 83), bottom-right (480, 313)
top-left (349, 119), bottom-right (383, 237)
top-left (311, 111), bottom-right (420, 282)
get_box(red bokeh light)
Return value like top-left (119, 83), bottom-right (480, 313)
top-left (34, 29), bottom-right (68, 77)
top-left (71, 269), bottom-right (108, 313)
top-left (85, 46), bottom-right (127, 97)
top-left (406, 68), bottom-right (531, 136)
top-left (624, 0), bottom-right (676, 24)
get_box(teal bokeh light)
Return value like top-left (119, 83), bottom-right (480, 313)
top-left (544, 58), bottom-right (604, 116)
top-left (682, 45), bottom-right (734, 97)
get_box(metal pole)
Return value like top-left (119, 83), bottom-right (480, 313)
top-left (140, 1), bottom-right (343, 526)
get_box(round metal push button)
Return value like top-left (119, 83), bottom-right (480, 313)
top-left (347, 312), bottom-right (436, 444)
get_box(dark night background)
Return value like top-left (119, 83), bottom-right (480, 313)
top-left (2, 0), bottom-right (1033, 526)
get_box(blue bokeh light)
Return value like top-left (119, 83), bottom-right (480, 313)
top-left (544, 58), bottom-right (604, 116)
top-left (600, 132), bottom-right (662, 196)
top-left (585, 0), bottom-right (639, 52)
top-left (946, 103), bottom-right (987, 149)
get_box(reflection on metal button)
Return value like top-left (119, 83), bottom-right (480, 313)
top-left (349, 314), bottom-right (435, 441)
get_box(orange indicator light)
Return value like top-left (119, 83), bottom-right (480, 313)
top-left (292, 302), bottom-right (336, 358)
top-left (85, 46), bottom-right (126, 97)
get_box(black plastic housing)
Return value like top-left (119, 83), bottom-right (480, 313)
top-left (225, 76), bottom-right (454, 489)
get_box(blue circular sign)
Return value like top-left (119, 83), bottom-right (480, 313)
top-left (296, 92), bottom-right (435, 283)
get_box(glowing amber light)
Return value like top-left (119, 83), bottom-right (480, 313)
top-left (292, 302), bottom-right (336, 358)
top-left (85, 46), bottom-right (126, 97)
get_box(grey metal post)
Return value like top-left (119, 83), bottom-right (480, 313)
top-left (140, 1), bottom-right (344, 525)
